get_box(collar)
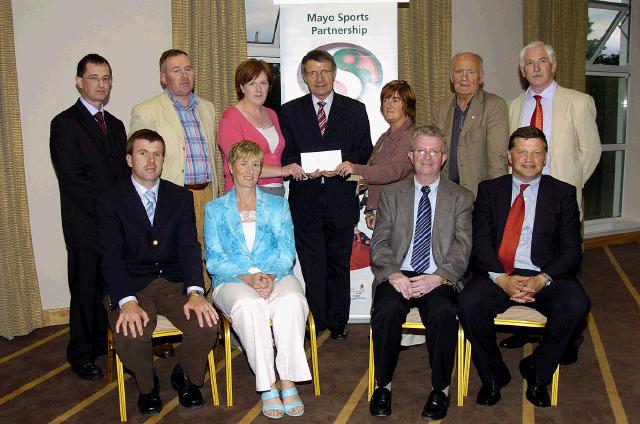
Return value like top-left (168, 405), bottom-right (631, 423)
top-left (512, 174), bottom-right (541, 189)
top-left (414, 175), bottom-right (440, 194)
top-left (79, 97), bottom-right (104, 116)
top-left (526, 80), bottom-right (557, 101)
top-left (166, 89), bottom-right (198, 110)
top-left (312, 91), bottom-right (334, 108)
top-left (131, 176), bottom-right (160, 198)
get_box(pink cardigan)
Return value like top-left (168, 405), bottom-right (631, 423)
top-left (217, 106), bottom-right (285, 192)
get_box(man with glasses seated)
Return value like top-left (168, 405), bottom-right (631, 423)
top-left (369, 125), bottom-right (473, 420)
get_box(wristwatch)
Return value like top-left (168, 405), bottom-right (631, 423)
top-left (440, 276), bottom-right (453, 286)
top-left (188, 290), bottom-right (204, 298)
top-left (540, 273), bottom-right (552, 287)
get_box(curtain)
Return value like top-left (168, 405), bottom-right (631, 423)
top-left (398, 0), bottom-right (452, 125)
top-left (522, 0), bottom-right (588, 92)
top-left (0, 0), bottom-right (44, 339)
top-left (171, 0), bottom-right (248, 195)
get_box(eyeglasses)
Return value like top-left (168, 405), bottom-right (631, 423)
top-left (413, 148), bottom-right (443, 157)
top-left (383, 97), bottom-right (403, 105)
top-left (305, 69), bottom-right (334, 78)
top-left (83, 76), bottom-right (112, 85)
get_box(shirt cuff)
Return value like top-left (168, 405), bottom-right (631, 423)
top-left (118, 296), bottom-right (137, 309)
top-left (186, 286), bottom-right (204, 295)
top-left (488, 272), bottom-right (505, 284)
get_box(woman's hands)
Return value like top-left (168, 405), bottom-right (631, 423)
top-left (239, 272), bottom-right (276, 298)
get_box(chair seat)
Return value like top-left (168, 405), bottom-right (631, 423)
top-left (406, 307), bottom-right (422, 323)
top-left (155, 315), bottom-right (178, 332)
top-left (496, 306), bottom-right (547, 324)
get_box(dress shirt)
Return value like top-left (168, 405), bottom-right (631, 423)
top-left (489, 175), bottom-right (541, 282)
top-left (312, 91), bottom-right (334, 118)
top-left (79, 96), bottom-right (104, 117)
top-left (449, 97), bottom-right (472, 183)
top-left (519, 81), bottom-right (556, 175)
top-left (167, 90), bottom-right (212, 185)
top-left (118, 176), bottom-right (203, 308)
top-left (400, 176), bottom-right (439, 274)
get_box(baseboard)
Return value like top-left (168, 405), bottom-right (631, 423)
top-left (584, 230), bottom-right (640, 250)
top-left (43, 308), bottom-right (69, 326)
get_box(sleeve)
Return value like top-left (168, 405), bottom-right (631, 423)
top-left (433, 190), bottom-right (474, 283)
top-left (349, 103), bottom-right (373, 164)
top-left (175, 191), bottom-right (205, 290)
top-left (279, 106), bottom-right (301, 166)
top-left (471, 182), bottom-right (505, 274)
top-left (130, 104), bottom-right (151, 134)
top-left (573, 94), bottom-right (602, 185)
top-left (485, 96), bottom-right (510, 179)
top-left (217, 110), bottom-right (245, 159)
top-left (261, 200), bottom-right (296, 279)
top-left (203, 202), bottom-right (248, 284)
top-left (49, 117), bottom-right (101, 217)
top-left (370, 189), bottom-right (401, 282)
top-left (355, 130), bottom-right (413, 184)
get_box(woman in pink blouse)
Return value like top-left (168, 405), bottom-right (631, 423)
top-left (218, 59), bottom-right (305, 196)
top-left (335, 80), bottom-right (416, 229)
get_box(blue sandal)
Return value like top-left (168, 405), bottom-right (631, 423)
top-left (260, 389), bottom-right (284, 419)
top-left (282, 387), bottom-right (304, 417)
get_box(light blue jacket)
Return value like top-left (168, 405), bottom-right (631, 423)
top-left (204, 188), bottom-right (296, 287)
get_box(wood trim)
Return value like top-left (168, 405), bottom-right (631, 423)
top-left (584, 231), bottom-right (640, 250)
top-left (43, 308), bottom-right (69, 326)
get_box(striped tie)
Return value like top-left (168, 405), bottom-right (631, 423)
top-left (144, 190), bottom-right (156, 224)
top-left (411, 185), bottom-right (432, 273)
top-left (317, 101), bottom-right (327, 136)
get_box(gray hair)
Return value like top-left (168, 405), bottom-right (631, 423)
top-left (411, 125), bottom-right (448, 154)
top-left (519, 41), bottom-right (557, 67)
top-left (450, 52), bottom-right (485, 75)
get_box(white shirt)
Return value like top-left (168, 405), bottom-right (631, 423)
top-left (400, 176), bottom-right (439, 274)
top-left (79, 96), bottom-right (104, 116)
top-left (118, 177), bottom-right (203, 308)
top-left (519, 81), bottom-right (557, 175)
top-left (489, 175), bottom-right (541, 282)
top-left (312, 91), bottom-right (334, 118)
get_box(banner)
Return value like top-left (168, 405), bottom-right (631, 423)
top-left (280, 1), bottom-right (398, 322)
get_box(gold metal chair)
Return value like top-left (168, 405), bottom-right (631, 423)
top-left (221, 312), bottom-right (320, 406)
top-left (461, 305), bottom-right (560, 406)
top-left (367, 308), bottom-right (467, 407)
top-left (107, 315), bottom-right (219, 422)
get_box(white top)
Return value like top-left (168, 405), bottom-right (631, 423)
top-left (240, 210), bottom-right (261, 273)
top-left (257, 126), bottom-right (279, 153)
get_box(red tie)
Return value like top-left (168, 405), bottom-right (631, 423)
top-left (317, 101), bottom-right (327, 136)
top-left (95, 112), bottom-right (108, 136)
top-left (498, 183), bottom-right (529, 275)
top-left (529, 95), bottom-right (543, 130)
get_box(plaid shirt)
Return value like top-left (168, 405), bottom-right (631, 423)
top-left (167, 90), bottom-right (212, 184)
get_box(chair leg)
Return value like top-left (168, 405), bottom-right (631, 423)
top-left (115, 353), bottom-right (127, 422)
top-left (307, 313), bottom-right (321, 396)
top-left (368, 327), bottom-right (375, 401)
top-left (107, 329), bottom-right (114, 384)
top-left (208, 350), bottom-right (219, 406)
top-left (463, 340), bottom-right (472, 398)
top-left (551, 365), bottom-right (559, 406)
top-left (223, 317), bottom-right (233, 407)
top-left (457, 324), bottom-right (465, 406)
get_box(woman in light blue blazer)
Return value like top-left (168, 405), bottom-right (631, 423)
top-left (204, 141), bottom-right (310, 419)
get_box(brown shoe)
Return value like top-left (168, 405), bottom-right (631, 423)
top-left (153, 343), bottom-right (175, 358)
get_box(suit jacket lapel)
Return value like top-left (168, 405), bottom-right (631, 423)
top-left (252, 190), bottom-right (267, 252)
top-left (73, 100), bottom-right (110, 152)
top-left (161, 92), bottom-right (187, 141)
top-left (324, 93), bottom-right (344, 138)
top-left (550, 86), bottom-right (568, 160)
top-left (399, 180), bottom-right (415, 255)
top-left (223, 189), bottom-right (250, 254)
top-left (432, 179), bottom-right (452, 260)
top-left (460, 90), bottom-right (485, 138)
top-left (496, 176), bottom-right (514, 246)
top-left (125, 179), bottom-right (153, 231)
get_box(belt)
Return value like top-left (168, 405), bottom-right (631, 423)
top-left (184, 182), bottom-right (210, 190)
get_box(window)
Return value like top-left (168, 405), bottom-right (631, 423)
top-left (584, 0), bottom-right (631, 220)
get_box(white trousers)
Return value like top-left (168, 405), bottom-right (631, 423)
top-left (213, 274), bottom-right (312, 391)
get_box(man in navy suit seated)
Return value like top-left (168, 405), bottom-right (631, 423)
top-left (97, 129), bottom-right (219, 417)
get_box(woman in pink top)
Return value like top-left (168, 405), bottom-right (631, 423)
top-left (218, 59), bottom-right (305, 196)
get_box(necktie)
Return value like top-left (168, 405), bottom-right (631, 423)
top-left (317, 101), bottom-right (327, 136)
top-left (529, 95), bottom-right (543, 130)
top-left (94, 112), bottom-right (108, 136)
top-left (410, 186), bottom-right (432, 273)
top-left (144, 190), bottom-right (156, 224)
top-left (498, 184), bottom-right (529, 275)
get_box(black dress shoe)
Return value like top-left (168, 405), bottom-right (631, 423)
top-left (138, 373), bottom-right (162, 416)
top-left (421, 389), bottom-right (449, 420)
top-left (72, 362), bottom-right (103, 380)
top-left (560, 346), bottom-right (578, 365)
top-left (519, 356), bottom-right (551, 407)
top-left (171, 364), bottom-right (204, 409)
top-left (369, 387), bottom-right (392, 416)
top-left (153, 342), bottom-right (175, 358)
top-left (329, 326), bottom-right (349, 340)
top-left (499, 333), bottom-right (541, 349)
top-left (477, 368), bottom-right (511, 406)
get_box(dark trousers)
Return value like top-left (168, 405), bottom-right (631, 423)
top-left (67, 247), bottom-right (107, 367)
top-left (104, 278), bottom-right (218, 394)
top-left (293, 188), bottom-right (354, 331)
top-left (458, 272), bottom-right (591, 385)
top-left (371, 275), bottom-right (458, 390)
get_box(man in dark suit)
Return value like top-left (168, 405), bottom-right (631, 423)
top-left (458, 126), bottom-right (591, 408)
top-left (97, 129), bottom-right (218, 416)
top-left (368, 125), bottom-right (474, 420)
top-left (280, 49), bottom-right (372, 339)
top-left (50, 54), bottom-right (129, 380)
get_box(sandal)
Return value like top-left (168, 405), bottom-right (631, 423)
top-left (260, 389), bottom-right (284, 419)
top-left (281, 387), bottom-right (304, 417)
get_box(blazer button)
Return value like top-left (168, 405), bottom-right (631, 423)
top-left (152, 240), bottom-right (159, 246)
